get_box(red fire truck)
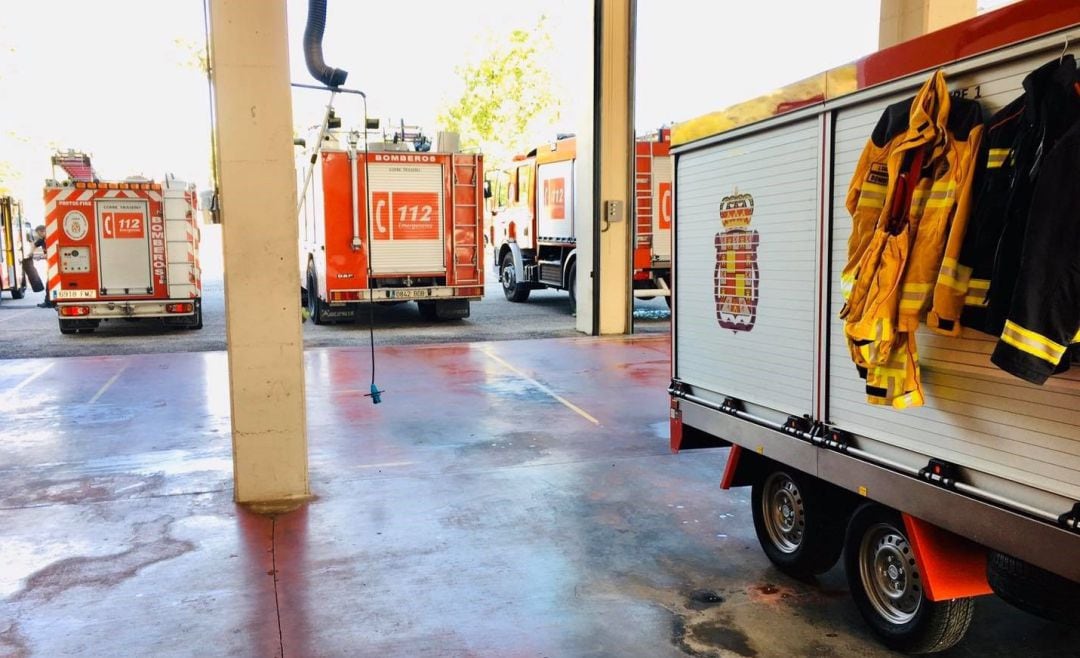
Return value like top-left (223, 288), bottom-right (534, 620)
top-left (0, 196), bottom-right (29, 301)
top-left (44, 152), bottom-right (202, 334)
top-left (298, 118), bottom-right (485, 323)
top-left (633, 129), bottom-right (673, 306)
top-left (490, 131), bottom-right (672, 310)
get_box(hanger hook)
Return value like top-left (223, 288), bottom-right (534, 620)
top-left (1062, 35), bottom-right (1070, 63)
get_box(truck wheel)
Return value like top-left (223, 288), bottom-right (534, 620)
top-left (59, 319), bottom-right (77, 335)
top-left (987, 551), bottom-right (1080, 625)
top-left (567, 261), bottom-right (577, 313)
top-left (187, 300), bottom-right (203, 330)
top-left (306, 270), bottom-right (325, 325)
top-left (751, 469), bottom-right (844, 576)
top-left (500, 252), bottom-right (530, 303)
top-left (844, 504), bottom-right (974, 653)
top-left (417, 301), bottom-right (439, 321)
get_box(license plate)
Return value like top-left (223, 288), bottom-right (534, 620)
top-left (392, 288), bottom-right (430, 299)
top-left (55, 289), bottom-right (97, 299)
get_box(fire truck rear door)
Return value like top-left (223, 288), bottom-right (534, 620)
top-left (368, 161), bottom-right (445, 274)
top-left (95, 197), bottom-right (153, 294)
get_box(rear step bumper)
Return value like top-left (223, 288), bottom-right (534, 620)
top-left (327, 285), bottom-right (483, 303)
top-left (57, 299), bottom-right (198, 319)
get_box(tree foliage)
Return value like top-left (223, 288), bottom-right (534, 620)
top-left (438, 16), bottom-right (561, 172)
top-left (0, 34), bottom-right (17, 196)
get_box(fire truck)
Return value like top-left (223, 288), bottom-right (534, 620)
top-left (44, 152), bottom-right (202, 334)
top-left (490, 131), bottom-right (672, 309)
top-left (633, 129), bottom-right (673, 306)
top-left (668, 2), bottom-right (1080, 652)
top-left (297, 114), bottom-right (485, 323)
top-left (0, 196), bottom-right (29, 301)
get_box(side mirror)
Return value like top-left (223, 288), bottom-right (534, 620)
top-left (483, 181), bottom-right (492, 199)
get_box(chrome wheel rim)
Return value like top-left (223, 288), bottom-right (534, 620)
top-left (859, 523), bottom-right (921, 625)
top-left (501, 266), bottom-right (515, 291)
top-left (761, 472), bottom-right (805, 554)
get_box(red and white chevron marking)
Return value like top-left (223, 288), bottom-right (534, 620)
top-left (43, 187), bottom-right (92, 295)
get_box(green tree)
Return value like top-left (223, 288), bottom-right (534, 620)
top-left (0, 35), bottom-right (18, 196)
top-left (438, 16), bottom-right (561, 173)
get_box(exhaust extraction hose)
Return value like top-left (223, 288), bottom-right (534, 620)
top-left (303, 0), bottom-right (348, 88)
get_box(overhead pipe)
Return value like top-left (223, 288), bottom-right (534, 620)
top-left (303, 0), bottom-right (348, 88)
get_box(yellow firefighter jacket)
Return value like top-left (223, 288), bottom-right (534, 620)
top-left (840, 70), bottom-right (984, 408)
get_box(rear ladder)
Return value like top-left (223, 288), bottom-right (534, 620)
top-left (635, 150), bottom-right (653, 252)
top-left (451, 155), bottom-right (481, 285)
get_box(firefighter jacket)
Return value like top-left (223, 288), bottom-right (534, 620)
top-left (988, 117), bottom-right (1080, 384)
top-left (953, 55), bottom-right (1080, 339)
top-left (840, 70), bottom-right (983, 408)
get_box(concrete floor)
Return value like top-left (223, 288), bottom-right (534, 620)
top-left (1, 336), bottom-right (1076, 657)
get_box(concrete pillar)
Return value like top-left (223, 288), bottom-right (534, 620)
top-left (209, 0), bottom-right (309, 505)
top-left (879, 0), bottom-right (976, 49)
top-left (575, 0), bottom-right (635, 335)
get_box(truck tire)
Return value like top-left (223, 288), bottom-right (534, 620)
top-left (58, 319), bottom-right (98, 334)
top-left (751, 468), bottom-right (845, 576)
top-left (307, 270), bottom-right (325, 325)
top-left (500, 252), bottom-right (530, 302)
top-left (844, 504), bottom-right (974, 653)
top-left (987, 551), bottom-right (1080, 625)
top-left (567, 261), bottom-right (577, 313)
top-left (418, 300), bottom-right (470, 321)
top-left (417, 301), bottom-right (438, 321)
top-left (188, 299), bottom-right (203, 330)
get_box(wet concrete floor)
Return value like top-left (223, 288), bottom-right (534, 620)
top-left (1, 336), bottom-right (1076, 656)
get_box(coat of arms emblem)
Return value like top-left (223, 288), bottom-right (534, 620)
top-left (714, 190), bottom-right (759, 332)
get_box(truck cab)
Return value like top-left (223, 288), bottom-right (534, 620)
top-left (492, 136), bottom-right (578, 308)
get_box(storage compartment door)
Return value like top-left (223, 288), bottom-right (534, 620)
top-left (95, 197), bottom-right (152, 295)
top-left (652, 155), bottom-right (673, 260)
top-left (368, 162), bottom-right (445, 274)
top-left (536, 160), bottom-right (574, 241)
top-left (675, 119), bottom-right (821, 415)
top-left (827, 55), bottom-right (1080, 507)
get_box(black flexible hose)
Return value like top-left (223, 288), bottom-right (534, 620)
top-left (303, 0), bottom-right (348, 88)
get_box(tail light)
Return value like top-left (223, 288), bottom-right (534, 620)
top-left (59, 305), bottom-right (91, 317)
top-left (166, 303), bottom-right (194, 314)
top-left (330, 290), bottom-right (364, 302)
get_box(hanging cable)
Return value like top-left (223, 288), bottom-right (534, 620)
top-left (360, 93), bottom-right (383, 404)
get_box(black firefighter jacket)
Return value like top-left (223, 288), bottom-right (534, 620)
top-left (989, 116), bottom-right (1080, 384)
top-left (953, 55), bottom-right (1080, 383)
